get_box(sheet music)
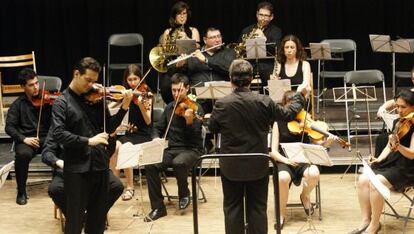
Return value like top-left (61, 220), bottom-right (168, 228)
top-left (0, 161), bottom-right (14, 189)
top-left (138, 138), bottom-right (167, 166)
top-left (266, 79), bottom-right (291, 103)
top-left (381, 112), bottom-right (398, 131)
top-left (362, 159), bottom-right (391, 200)
top-left (117, 142), bottom-right (142, 169)
top-left (281, 143), bottom-right (333, 166)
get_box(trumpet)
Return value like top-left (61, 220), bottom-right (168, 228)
top-left (167, 43), bottom-right (224, 66)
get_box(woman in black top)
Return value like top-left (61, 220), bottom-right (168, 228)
top-left (350, 89), bottom-right (414, 234)
top-left (270, 91), bottom-right (333, 228)
top-left (270, 35), bottom-right (312, 91)
top-left (109, 64), bottom-right (153, 201)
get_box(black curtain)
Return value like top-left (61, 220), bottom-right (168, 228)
top-left (1, 0), bottom-right (414, 89)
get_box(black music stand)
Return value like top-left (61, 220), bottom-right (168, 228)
top-left (246, 38), bottom-right (268, 90)
top-left (191, 153), bottom-right (282, 234)
top-left (369, 34), bottom-right (414, 96)
top-left (309, 43), bottom-right (332, 116)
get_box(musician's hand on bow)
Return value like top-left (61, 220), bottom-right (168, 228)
top-left (23, 137), bottom-right (40, 148)
top-left (88, 132), bottom-right (109, 146)
top-left (296, 82), bottom-right (309, 98)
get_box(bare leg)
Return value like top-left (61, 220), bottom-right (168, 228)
top-left (109, 141), bottom-right (122, 177)
top-left (278, 171), bottom-right (292, 222)
top-left (124, 167), bottom-right (134, 189)
top-left (366, 175), bottom-right (391, 233)
top-left (300, 165), bottom-right (319, 209)
top-left (356, 174), bottom-right (372, 230)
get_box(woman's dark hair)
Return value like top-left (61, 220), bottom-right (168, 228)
top-left (257, 1), bottom-right (274, 14)
top-left (18, 68), bottom-right (37, 85)
top-left (122, 64), bottom-right (142, 88)
top-left (168, 1), bottom-right (192, 38)
top-left (395, 89), bottom-right (414, 106)
top-left (277, 34), bottom-right (307, 64)
top-left (281, 90), bottom-right (296, 106)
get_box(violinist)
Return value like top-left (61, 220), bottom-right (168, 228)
top-left (270, 90), bottom-right (334, 229)
top-left (50, 57), bottom-right (133, 233)
top-left (350, 90), bottom-right (414, 234)
top-left (109, 64), bottom-right (153, 201)
top-left (5, 68), bottom-right (52, 205)
top-left (144, 73), bottom-right (204, 222)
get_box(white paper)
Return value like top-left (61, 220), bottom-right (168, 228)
top-left (0, 161), bottom-right (14, 189)
top-left (381, 112), bottom-right (398, 131)
top-left (117, 142), bottom-right (142, 169)
top-left (281, 143), bottom-right (333, 166)
top-left (362, 159), bottom-right (391, 200)
top-left (266, 79), bottom-right (291, 103)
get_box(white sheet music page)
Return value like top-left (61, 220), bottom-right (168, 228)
top-left (280, 143), bottom-right (333, 166)
top-left (138, 138), bottom-right (168, 166)
top-left (117, 142), bottom-right (142, 169)
top-left (381, 112), bottom-right (398, 131)
top-left (362, 159), bottom-right (391, 200)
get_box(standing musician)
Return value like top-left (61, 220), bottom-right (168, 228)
top-left (144, 73), bottom-right (204, 222)
top-left (109, 64), bottom-right (153, 201)
top-left (239, 1), bottom-right (282, 87)
top-left (209, 59), bottom-right (307, 234)
top-left (159, 1), bottom-right (200, 105)
top-left (5, 68), bottom-right (52, 205)
top-left (270, 90), bottom-right (334, 228)
top-left (50, 57), bottom-right (133, 234)
top-left (173, 27), bottom-right (235, 113)
top-left (41, 130), bottom-right (124, 217)
top-left (350, 89), bottom-right (414, 234)
top-left (270, 34), bottom-right (312, 92)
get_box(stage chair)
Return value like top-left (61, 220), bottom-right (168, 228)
top-left (383, 187), bottom-right (414, 234)
top-left (317, 39), bottom-right (356, 113)
top-left (395, 71), bottom-right (412, 89)
top-left (0, 51), bottom-right (36, 125)
top-left (107, 33), bottom-right (144, 85)
top-left (343, 70), bottom-right (386, 144)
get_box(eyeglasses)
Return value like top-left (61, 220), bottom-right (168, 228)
top-left (257, 13), bottom-right (272, 18)
top-left (207, 35), bottom-right (222, 40)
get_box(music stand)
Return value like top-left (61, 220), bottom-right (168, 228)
top-left (263, 79), bottom-right (292, 103)
top-left (0, 161), bottom-right (14, 189)
top-left (280, 143), bottom-right (332, 233)
top-left (369, 34), bottom-right (414, 96)
top-left (246, 38), bottom-right (267, 85)
top-left (194, 82), bottom-right (233, 100)
top-left (309, 43), bottom-right (332, 117)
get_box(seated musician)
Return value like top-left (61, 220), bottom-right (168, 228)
top-left (5, 68), bottom-right (52, 205)
top-left (144, 73), bottom-right (204, 222)
top-left (349, 89), bottom-right (414, 234)
top-left (41, 130), bottom-right (123, 217)
top-left (270, 90), bottom-right (334, 228)
top-left (109, 64), bottom-right (153, 201)
top-left (270, 34), bottom-right (312, 92)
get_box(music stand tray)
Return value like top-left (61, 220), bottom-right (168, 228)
top-left (0, 161), bottom-right (14, 189)
top-left (281, 143), bottom-right (333, 167)
top-left (263, 79), bottom-right (292, 103)
top-left (195, 82), bottom-right (233, 100)
top-left (245, 38), bottom-right (267, 59)
top-left (332, 85), bottom-right (377, 103)
top-left (369, 34), bottom-right (392, 53)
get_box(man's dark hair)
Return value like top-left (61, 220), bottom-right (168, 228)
top-left (257, 1), bottom-right (274, 14)
top-left (18, 68), bottom-right (37, 85)
top-left (203, 27), bottom-right (220, 38)
top-left (171, 73), bottom-right (190, 86)
top-left (229, 59), bottom-right (253, 87)
top-left (73, 57), bottom-right (101, 75)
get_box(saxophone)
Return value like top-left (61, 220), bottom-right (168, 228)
top-left (230, 24), bottom-right (265, 59)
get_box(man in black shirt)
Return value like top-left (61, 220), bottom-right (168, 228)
top-left (50, 57), bottom-right (132, 234)
top-left (209, 59), bottom-right (306, 234)
top-left (240, 1), bottom-right (282, 88)
top-left (144, 73), bottom-right (204, 222)
top-left (41, 130), bottom-right (123, 218)
top-left (5, 68), bottom-right (51, 205)
top-left (173, 27), bottom-right (235, 113)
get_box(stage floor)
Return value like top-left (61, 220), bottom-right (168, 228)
top-left (0, 174), bottom-right (413, 233)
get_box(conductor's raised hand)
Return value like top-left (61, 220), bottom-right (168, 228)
top-left (88, 132), bottom-right (109, 146)
top-left (296, 82), bottom-right (309, 98)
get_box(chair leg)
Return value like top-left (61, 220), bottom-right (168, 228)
top-left (402, 193), bottom-right (414, 234)
top-left (316, 181), bottom-right (322, 220)
top-left (196, 178), bottom-right (207, 203)
top-left (160, 174), bottom-right (173, 202)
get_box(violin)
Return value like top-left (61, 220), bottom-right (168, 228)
top-left (389, 112), bottom-right (414, 148)
top-left (287, 109), bottom-right (350, 148)
top-left (84, 84), bottom-right (143, 104)
top-left (31, 90), bottom-right (61, 107)
top-left (132, 83), bottom-right (153, 110)
top-left (175, 96), bottom-right (199, 117)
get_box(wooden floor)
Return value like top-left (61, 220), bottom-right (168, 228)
top-left (0, 173), bottom-right (413, 234)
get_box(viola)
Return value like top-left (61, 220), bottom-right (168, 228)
top-left (31, 90), bottom-right (61, 107)
top-left (84, 84), bottom-right (143, 104)
top-left (287, 109), bottom-right (350, 148)
top-left (389, 112), bottom-right (414, 147)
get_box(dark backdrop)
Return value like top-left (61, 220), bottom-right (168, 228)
top-left (1, 0), bottom-right (414, 90)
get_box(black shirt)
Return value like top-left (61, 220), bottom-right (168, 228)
top-left (51, 88), bottom-right (127, 173)
top-left (209, 87), bottom-right (304, 181)
top-left (280, 61), bottom-right (304, 86)
top-left (5, 94), bottom-right (51, 143)
top-left (152, 101), bottom-right (204, 150)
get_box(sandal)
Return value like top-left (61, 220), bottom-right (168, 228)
top-left (122, 188), bottom-right (135, 201)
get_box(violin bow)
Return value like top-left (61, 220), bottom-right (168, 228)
top-left (133, 67), bottom-right (152, 92)
top-left (36, 81), bottom-right (47, 139)
top-left (103, 65), bottom-right (107, 133)
top-left (163, 82), bottom-right (184, 139)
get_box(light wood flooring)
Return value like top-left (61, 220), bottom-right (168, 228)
top-left (0, 173), bottom-right (413, 234)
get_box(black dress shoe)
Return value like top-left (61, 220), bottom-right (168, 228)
top-left (16, 192), bottom-right (27, 205)
top-left (144, 207), bottom-right (167, 222)
top-left (179, 196), bottom-right (190, 209)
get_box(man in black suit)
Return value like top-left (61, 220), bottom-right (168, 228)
top-left (209, 59), bottom-right (306, 234)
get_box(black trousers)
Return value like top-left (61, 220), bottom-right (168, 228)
top-left (48, 170), bottom-right (123, 216)
top-left (14, 142), bottom-right (42, 193)
top-left (221, 175), bottom-right (269, 234)
top-left (64, 170), bottom-right (110, 234)
top-left (145, 147), bottom-right (200, 209)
